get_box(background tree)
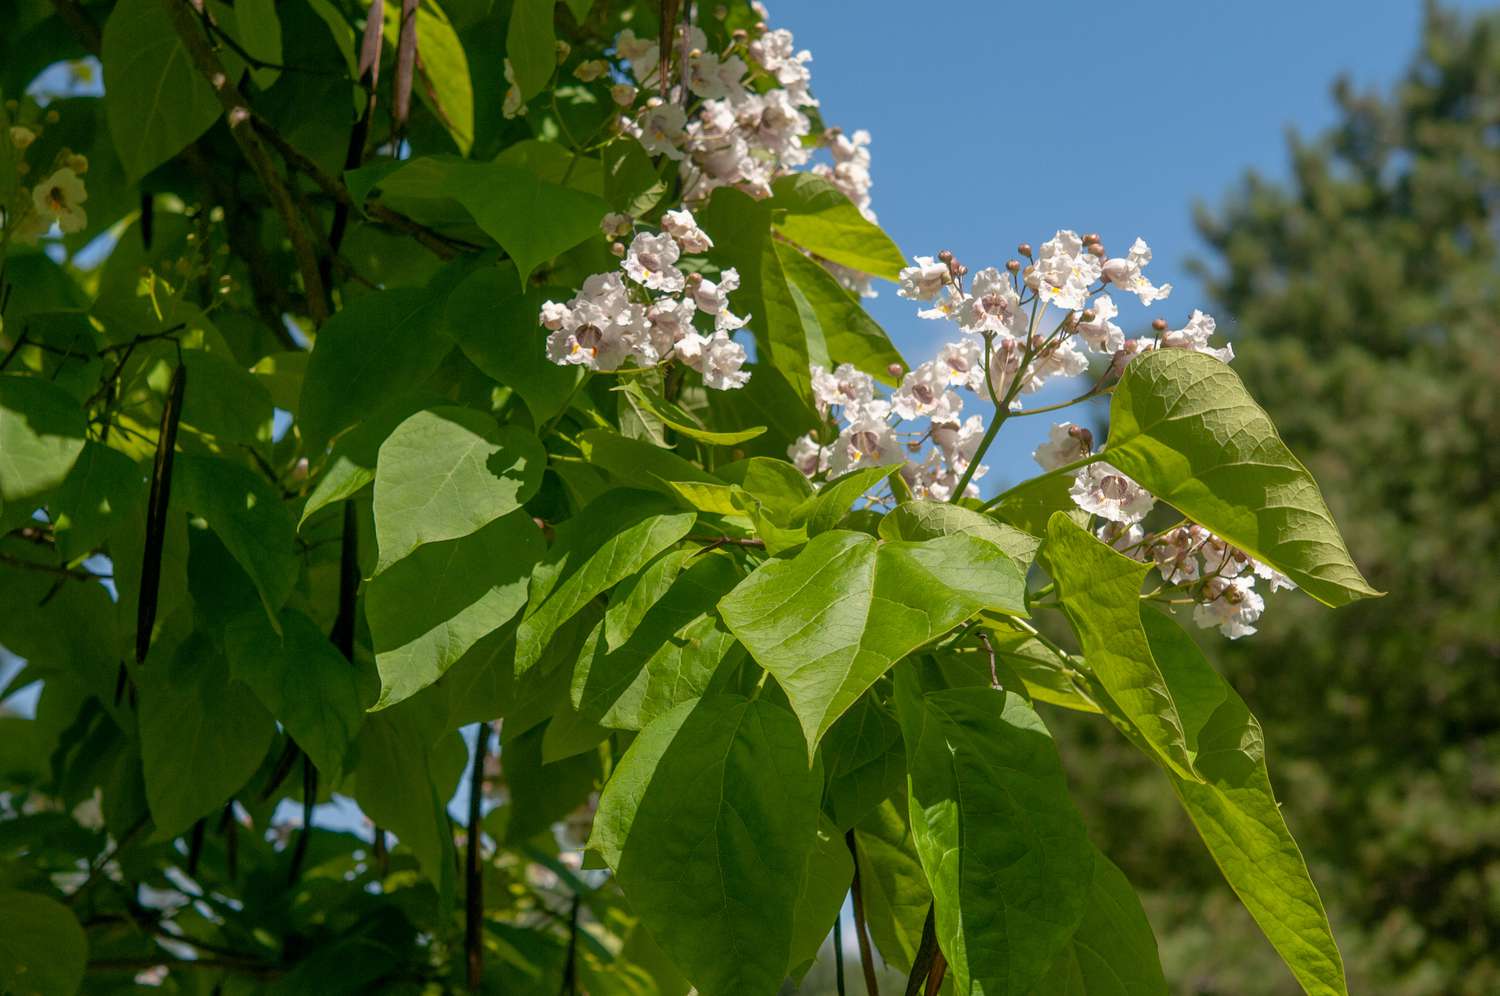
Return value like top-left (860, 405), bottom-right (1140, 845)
top-left (1058, 5), bottom-right (1500, 993)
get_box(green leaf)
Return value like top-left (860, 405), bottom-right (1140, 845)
top-left (821, 691), bottom-right (905, 830)
top-left (368, 511), bottom-right (545, 709)
top-left (879, 500), bottom-right (1042, 568)
top-left (796, 464), bottom-right (897, 536)
top-left (0, 890), bottom-right (87, 996)
top-left (349, 703), bottom-right (465, 897)
top-left (1104, 349), bottom-right (1378, 606)
top-left (299, 287), bottom-right (451, 451)
top-left (0, 374), bottom-right (87, 507)
top-left (1042, 513), bottom-right (1198, 781)
top-left (590, 695), bottom-right (822, 996)
top-left (853, 798), bottom-right (932, 974)
top-left (602, 137), bottom-right (668, 214)
top-left (766, 240), bottom-right (903, 399)
top-left (719, 529), bottom-right (1029, 753)
top-left (571, 551), bottom-right (743, 730)
top-left (575, 428), bottom-right (721, 495)
top-left (442, 268), bottom-right (584, 424)
top-left (1138, 607), bottom-right (1347, 995)
top-left (218, 0), bottom-right (282, 90)
top-left (139, 631), bottom-right (277, 838)
top-left (383, 0), bottom-right (474, 153)
top-left (225, 609), bottom-right (364, 780)
top-left (101, 0), bottom-right (221, 179)
top-left (500, 721), bottom-right (601, 843)
top-left (894, 673), bottom-right (1094, 996)
top-left (984, 627), bottom-right (1101, 715)
top-left (297, 392), bottom-right (443, 531)
top-left (372, 407), bottom-right (545, 573)
top-left (48, 442), bottom-right (144, 561)
top-left (601, 547), bottom-right (693, 652)
top-left (771, 174), bottom-right (905, 280)
top-left (507, 0), bottom-right (557, 101)
top-left (173, 456), bottom-right (297, 625)
top-left (616, 382), bottom-right (766, 446)
top-left (179, 348), bottom-right (275, 444)
top-left (1033, 851), bottom-right (1167, 996)
top-left (788, 817), bottom-right (853, 979)
top-left (516, 503), bottom-right (695, 674)
top-left (988, 471), bottom-right (1089, 537)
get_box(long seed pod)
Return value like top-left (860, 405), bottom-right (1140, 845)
top-left (135, 361), bottom-right (186, 666)
top-left (393, 0), bottom-right (419, 142)
top-left (465, 721), bottom-right (491, 990)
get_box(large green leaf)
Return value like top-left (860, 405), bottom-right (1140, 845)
top-left (718, 529), bottom-right (1028, 752)
top-left (372, 407), bottom-right (545, 572)
top-left (349, 702), bottom-right (466, 898)
top-left (1032, 851), bottom-right (1167, 996)
top-left (788, 817), bottom-right (853, 979)
top-left (853, 797), bottom-right (932, 974)
top-left (0, 890), bottom-right (87, 996)
top-left (0, 374), bottom-right (87, 507)
top-left (515, 500), bottom-right (696, 674)
top-left (820, 691), bottom-right (905, 830)
top-left (771, 174), bottom-right (905, 280)
top-left (297, 392), bottom-right (443, 531)
top-left (894, 673), bottom-right (1094, 996)
top-left (299, 287), bottom-right (451, 451)
top-left (173, 456), bottom-right (297, 625)
top-left (1042, 514), bottom-right (1198, 781)
top-left (1104, 350), bottom-right (1378, 606)
top-left (101, 0), bottom-right (221, 179)
top-left (441, 269), bottom-right (583, 424)
top-left (368, 511), bottom-right (545, 709)
top-left (590, 695), bottom-right (822, 996)
top-left (570, 551), bottom-right (743, 730)
top-left (139, 631), bottom-right (277, 838)
top-left (879, 500), bottom-right (1042, 568)
top-left (225, 609), bottom-right (364, 780)
top-left (507, 0), bottom-right (557, 101)
top-left (1138, 607), bottom-right (1347, 996)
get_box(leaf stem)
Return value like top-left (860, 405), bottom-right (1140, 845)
top-left (845, 829), bottom-right (880, 995)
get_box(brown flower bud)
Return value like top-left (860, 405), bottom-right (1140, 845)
top-left (937, 249), bottom-right (954, 263)
top-left (1005, 259), bottom-right (1020, 273)
top-left (1082, 232), bottom-right (1100, 245)
top-left (1017, 242), bottom-right (1033, 258)
top-left (1087, 242), bottom-right (1106, 258)
top-left (887, 363), bottom-right (904, 378)
top-left (1151, 317), bottom-right (1168, 332)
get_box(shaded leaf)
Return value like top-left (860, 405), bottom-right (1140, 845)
top-left (0, 890), bottom-right (87, 996)
top-left (0, 374), bottom-right (87, 507)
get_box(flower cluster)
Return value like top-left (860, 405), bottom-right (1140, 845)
top-left (540, 208), bottom-right (751, 389)
top-left (610, 9), bottom-right (879, 296)
top-left (2, 106), bottom-right (90, 243)
top-left (1035, 419), bottom-right (1295, 638)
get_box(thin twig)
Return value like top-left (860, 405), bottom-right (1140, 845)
top-left (466, 720), bottom-right (490, 991)
top-left (903, 905), bottom-right (940, 996)
top-left (845, 830), bottom-right (880, 996)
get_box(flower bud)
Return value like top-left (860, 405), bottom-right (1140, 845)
top-left (610, 241), bottom-right (626, 257)
top-left (937, 249), bottom-right (953, 263)
top-left (887, 363), bottom-right (904, 378)
top-left (611, 83), bottom-right (638, 106)
top-left (1087, 242), bottom-right (1106, 258)
top-left (1017, 242), bottom-right (1032, 258)
top-left (1151, 317), bottom-right (1168, 332)
top-left (9, 126), bottom-right (35, 151)
top-left (1082, 232), bottom-right (1100, 245)
top-left (1067, 424), bottom-right (1094, 451)
top-left (1005, 259), bottom-right (1020, 273)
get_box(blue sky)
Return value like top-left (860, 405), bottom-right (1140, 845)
top-left (787, 0), bottom-right (1487, 481)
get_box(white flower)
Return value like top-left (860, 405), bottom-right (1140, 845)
top-left (689, 268), bottom-right (746, 330)
top-left (600, 212), bottom-right (633, 238)
top-left (1150, 526), bottom-right (1203, 584)
top-left (1252, 559), bottom-right (1297, 593)
top-left (1194, 575), bottom-right (1264, 639)
top-left (891, 362), bottom-right (963, 422)
top-left (623, 232), bottom-right (684, 292)
top-left (638, 103), bottom-right (687, 159)
top-left (959, 268), bottom-right (1027, 338)
top-left (615, 29), bottom-right (658, 83)
top-left (788, 433), bottom-right (829, 478)
top-left (1070, 461), bottom-right (1154, 524)
top-left (10, 125), bottom-right (36, 150)
top-left (686, 52), bottom-right (748, 101)
top-left (1032, 421), bottom-right (1092, 471)
top-left (32, 167), bottom-right (88, 234)
top-left (1101, 238), bottom-right (1172, 305)
top-left (1096, 521), bottom-right (1146, 557)
top-left (645, 296), bottom-right (697, 358)
top-left (930, 413), bottom-right (987, 476)
top-left (1160, 309), bottom-right (1234, 363)
top-left (829, 413), bottom-right (901, 475)
top-left (902, 450), bottom-right (977, 502)
top-left (897, 256), bottom-right (949, 301)
top-left (1031, 230), bottom-right (1100, 311)
top-left (810, 362), bottom-right (875, 414)
top-left (502, 60), bottom-right (525, 118)
top-left (539, 300), bottom-right (572, 331)
top-left (1030, 338), bottom-right (1089, 385)
top-left (661, 208), bottom-right (713, 253)
top-left (676, 330), bottom-right (749, 389)
top-left (935, 338), bottom-right (985, 392)
top-left (1076, 294), bottom-right (1124, 353)
top-left (749, 28), bottom-right (814, 104)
